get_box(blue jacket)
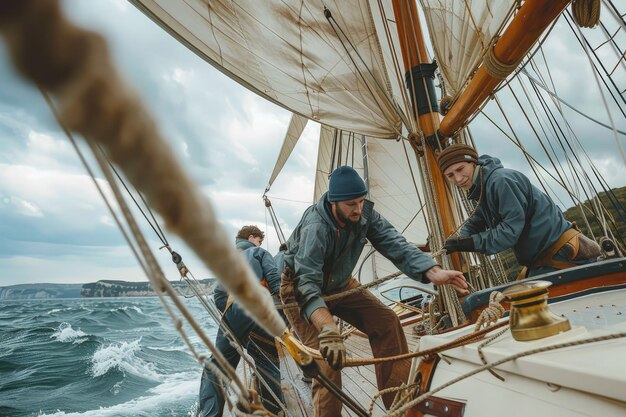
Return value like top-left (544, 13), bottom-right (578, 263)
top-left (214, 239), bottom-right (281, 306)
top-left (284, 192), bottom-right (437, 320)
top-left (461, 155), bottom-right (571, 266)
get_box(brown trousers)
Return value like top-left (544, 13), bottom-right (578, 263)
top-left (281, 274), bottom-right (410, 417)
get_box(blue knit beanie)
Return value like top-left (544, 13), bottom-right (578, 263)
top-left (328, 166), bottom-right (368, 202)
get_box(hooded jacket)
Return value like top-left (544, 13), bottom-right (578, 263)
top-left (214, 239), bottom-right (280, 307)
top-left (461, 155), bottom-right (571, 266)
top-left (283, 192), bottom-right (437, 321)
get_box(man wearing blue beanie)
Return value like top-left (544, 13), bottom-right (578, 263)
top-left (280, 165), bottom-right (468, 417)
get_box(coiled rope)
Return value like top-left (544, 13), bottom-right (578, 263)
top-left (572, 0), bottom-right (601, 28)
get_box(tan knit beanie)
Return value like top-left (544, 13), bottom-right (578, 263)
top-left (437, 144), bottom-right (479, 173)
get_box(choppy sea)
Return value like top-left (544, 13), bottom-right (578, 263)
top-left (0, 297), bottom-right (217, 417)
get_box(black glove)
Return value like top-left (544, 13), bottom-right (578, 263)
top-left (318, 323), bottom-right (346, 370)
top-left (444, 236), bottom-right (475, 254)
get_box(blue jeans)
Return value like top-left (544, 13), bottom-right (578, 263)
top-left (197, 299), bottom-right (283, 417)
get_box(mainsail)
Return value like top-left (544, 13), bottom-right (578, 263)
top-left (131, 0), bottom-right (402, 138)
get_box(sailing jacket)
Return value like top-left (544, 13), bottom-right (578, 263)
top-left (214, 239), bottom-right (281, 307)
top-left (461, 155), bottom-right (571, 266)
top-left (283, 192), bottom-right (437, 321)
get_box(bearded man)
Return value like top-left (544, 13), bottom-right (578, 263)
top-left (280, 165), bottom-right (468, 417)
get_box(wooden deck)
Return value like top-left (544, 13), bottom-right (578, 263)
top-left (277, 308), bottom-right (422, 417)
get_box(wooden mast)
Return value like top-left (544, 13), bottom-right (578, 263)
top-left (439, 0), bottom-right (571, 137)
top-left (391, 0), bottom-right (463, 270)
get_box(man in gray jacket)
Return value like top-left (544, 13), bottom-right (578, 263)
top-left (280, 166), bottom-right (468, 417)
top-left (438, 143), bottom-right (600, 277)
top-left (198, 226), bottom-right (284, 417)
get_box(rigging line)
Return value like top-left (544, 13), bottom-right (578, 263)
top-left (532, 48), bottom-right (589, 205)
top-left (324, 7), bottom-right (411, 132)
top-left (602, 25), bottom-right (626, 77)
top-left (186, 278), bottom-right (288, 413)
top-left (491, 19), bottom-right (558, 95)
top-left (527, 69), bottom-right (605, 212)
top-left (99, 146), bottom-right (169, 247)
top-left (351, 131), bottom-right (355, 167)
top-left (477, 110), bottom-right (592, 209)
top-left (330, 127), bottom-right (338, 172)
top-left (517, 70), bottom-right (576, 196)
top-left (263, 195), bottom-right (311, 204)
top-left (505, 82), bottom-right (554, 198)
top-left (401, 138), bottom-right (431, 236)
top-left (521, 68), bottom-right (594, 212)
top-left (604, 0), bottom-right (626, 30)
top-left (566, 7), bottom-right (626, 104)
top-left (564, 11), bottom-right (626, 117)
top-left (89, 142), bottom-right (258, 399)
top-left (526, 71), bottom-right (599, 223)
top-left (43, 97), bottom-right (258, 410)
top-left (527, 58), bottom-right (626, 225)
top-left (570, 13), bottom-right (626, 168)
top-left (87, 137), bottom-right (255, 403)
top-left (324, 6), bottom-right (407, 127)
top-left (480, 107), bottom-right (624, 245)
top-left (40, 89), bottom-right (149, 278)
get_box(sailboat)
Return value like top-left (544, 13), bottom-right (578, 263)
top-left (1, 0), bottom-right (626, 416)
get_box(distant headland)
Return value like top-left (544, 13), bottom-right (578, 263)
top-left (0, 279), bottom-right (215, 300)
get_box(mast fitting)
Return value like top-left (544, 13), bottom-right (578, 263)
top-left (405, 62), bottom-right (439, 116)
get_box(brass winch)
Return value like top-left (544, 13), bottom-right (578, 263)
top-left (502, 280), bottom-right (571, 341)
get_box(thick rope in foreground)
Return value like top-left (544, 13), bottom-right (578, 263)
top-left (0, 1), bottom-right (285, 338)
top-left (384, 331), bottom-right (626, 417)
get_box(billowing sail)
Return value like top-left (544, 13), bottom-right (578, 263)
top-left (420, 0), bottom-right (516, 95)
top-left (131, 0), bottom-right (403, 138)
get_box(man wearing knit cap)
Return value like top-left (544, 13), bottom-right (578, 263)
top-left (438, 143), bottom-right (600, 277)
top-left (280, 165), bottom-right (468, 417)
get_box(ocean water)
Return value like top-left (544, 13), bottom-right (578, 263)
top-left (0, 297), bottom-right (217, 417)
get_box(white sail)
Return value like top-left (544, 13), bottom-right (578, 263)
top-left (420, 0), bottom-right (517, 95)
top-left (267, 114), bottom-right (308, 189)
top-left (131, 0), bottom-right (403, 138)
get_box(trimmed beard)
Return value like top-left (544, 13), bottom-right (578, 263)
top-left (337, 209), bottom-right (357, 226)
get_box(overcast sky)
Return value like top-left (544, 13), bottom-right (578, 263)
top-left (0, 1), bottom-right (624, 286)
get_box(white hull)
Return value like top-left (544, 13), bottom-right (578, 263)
top-left (418, 286), bottom-right (626, 417)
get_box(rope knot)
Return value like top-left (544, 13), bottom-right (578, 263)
top-left (474, 291), bottom-right (505, 331)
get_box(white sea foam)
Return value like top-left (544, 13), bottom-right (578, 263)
top-left (90, 338), bottom-right (161, 381)
top-left (148, 345), bottom-right (189, 353)
top-left (110, 305), bottom-right (143, 314)
top-left (37, 371), bottom-right (200, 417)
top-left (50, 323), bottom-right (88, 344)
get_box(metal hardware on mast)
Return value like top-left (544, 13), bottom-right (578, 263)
top-left (439, 0), bottom-right (572, 137)
top-left (391, 0), bottom-right (463, 271)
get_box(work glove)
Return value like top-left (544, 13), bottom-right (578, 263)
top-left (444, 236), bottom-right (475, 254)
top-left (318, 323), bottom-right (346, 370)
